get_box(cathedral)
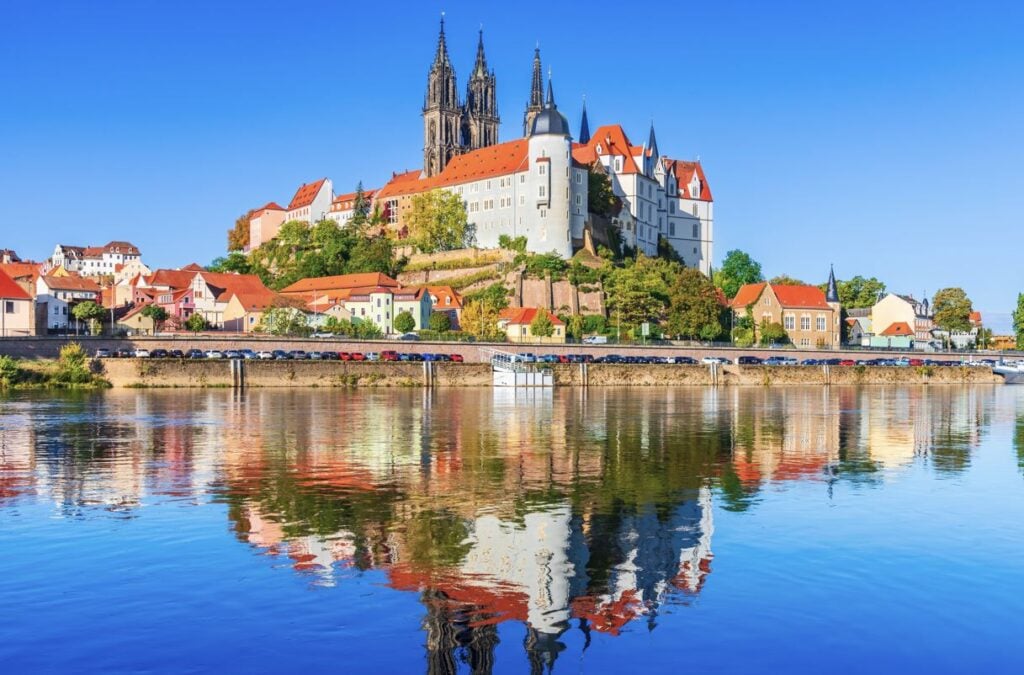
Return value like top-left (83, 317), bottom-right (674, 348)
top-left (422, 18), bottom-right (501, 177)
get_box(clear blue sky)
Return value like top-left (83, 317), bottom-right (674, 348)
top-left (2, 1), bottom-right (1021, 329)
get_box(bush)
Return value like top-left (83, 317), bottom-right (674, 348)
top-left (447, 269), bottom-right (500, 291)
top-left (429, 312), bottom-right (451, 332)
top-left (464, 282), bottom-right (510, 309)
top-left (758, 321), bottom-right (789, 346)
top-left (0, 355), bottom-right (21, 388)
top-left (56, 342), bottom-right (92, 385)
top-left (394, 310), bottom-right (416, 334)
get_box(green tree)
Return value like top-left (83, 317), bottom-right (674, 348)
top-left (828, 275), bottom-right (886, 308)
top-left (1014, 293), bottom-right (1024, 350)
top-left (140, 304), bottom-right (169, 332)
top-left (208, 252), bottom-right (252, 274)
top-left (56, 342), bottom-right (91, 384)
top-left (227, 210), bottom-right (253, 252)
top-left (407, 190), bottom-right (472, 253)
top-left (667, 268), bottom-right (724, 340)
top-left (498, 234), bottom-right (528, 253)
top-left (428, 311), bottom-right (452, 332)
top-left (257, 307), bottom-right (310, 336)
top-left (604, 254), bottom-right (680, 335)
top-left (933, 287), bottom-right (973, 333)
top-left (587, 168), bottom-right (616, 217)
top-left (714, 249), bottom-right (763, 299)
top-left (71, 301), bottom-right (106, 335)
top-left (352, 181), bottom-right (371, 224)
top-left (565, 314), bottom-right (585, 340)
top-left (185, 313), bottom-right (208, 333)
top-left (759, 319), bottom-right (788, 346)
top-left (530, 310), bottom-right (554, 338)
top-left (394, 310), bottom-right (416, 334)
top-left (461, 300), bottom-right (503, 341)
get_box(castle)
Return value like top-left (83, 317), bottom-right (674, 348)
top-left (250, 17), bottom-right (715, 274)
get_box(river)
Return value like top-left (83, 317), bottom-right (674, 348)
top-left (1, 386), bottom-right (1023, 673)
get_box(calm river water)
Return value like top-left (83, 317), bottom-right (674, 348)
top-left (1, 386), bottom-right (1023, 673)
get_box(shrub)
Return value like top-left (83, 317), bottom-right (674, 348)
top-left (0, 355), bottom-right (21, 388)
top-left (56, 342), bottom-right (92, 385)
top-left (394, 310), bottom-right (416, 334)
top-left (428, 312), bottom-right (451, 332)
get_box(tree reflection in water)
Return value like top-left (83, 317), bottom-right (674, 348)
top-left (0, 385), bottom-right (1001, 673)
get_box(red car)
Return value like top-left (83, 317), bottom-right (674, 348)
top-left (350, 352), bottom-right (366, 361)
top-left (557, 355), bottom-right (570, 363)
top-left (338, 352), bottom-right (351, 361)
top-left (909, 358), bottom-right (924, 366)
top-left (449, 354), bottom-right (464, 363)
top-left (839, 359), bottom-right (856, 366)
top-left (380, 350), bottom-right (399, 362)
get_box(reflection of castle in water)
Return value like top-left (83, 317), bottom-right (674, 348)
top-left (0, 385), bottom-right (1006, 672)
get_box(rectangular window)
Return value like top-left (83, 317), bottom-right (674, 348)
top-left (784, 315), bottom-right (795, 330)
top-left (519, 195), bottom-right (525, 206)
top-left (540, 209), bottom-right (547, 218)
top-left (520, 174), bottom-right (525, 183)
top-left (538, 185), bottom-right (546, 197)
top-left (800, 316), bottom-right (811, 331)
top-left (538, 164), bottom-right (546, 175)
top-left (5, 300), bottom-right (14, 313)
top-left (574, 194), bottom-right (582, 206)
top-left (817, 316), bottom-right (827, 332)
top-left (574, 173), bottom-right (582, 184)
top-left (486, 180), bottom-right (492, 190)
top-left (692, 223), bottom-right (699, 238)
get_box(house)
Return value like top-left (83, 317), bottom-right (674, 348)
top-left (246, 202), bottom-right (286, 251)
top-left (279, 273), bottom-right (401, 305)
top-left (0, 249), bottom-right (21, 264)
top-left (344, 286), bottom-right (433, 335)
top-left (871, 293), bottom-right (935, 344)
top-left (869, 321), bottom-right (914, 349)
top-left (285, 178), bottom-right (333, 224)
top-left (327, 188), bottom-right (377, 227)
top-left (48, 241), bottom-right (142, 276)
top-left (0, 268), bottom-right (34, 337)
top-left (223, 289), bottom-right (299, 333)
top-left (0, 262), bottom-right (41, 298)
top-left (189, 271), bottom-right (275, 329)
top-left (731, 272), bottom-right (841, 348)
top-left (305, 297), bottom-right (353, 329)
top-left (845, 313), bottom-right (872, 347)
top-left (498, 307), bottom-right (566, 344)
top-left (424, 285), bottom-right (464, 329)
top-left (116, 302), bottom-right (159, 335)
top-left (35, 275), bottom-right (101, 332)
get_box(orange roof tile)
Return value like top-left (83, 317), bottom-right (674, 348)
top-left (146, 269), bottom-right (197, 290)
top-left (498, 307), bottom-right (564, 326)
top-left (424, 286), bottom-right (463, 310)
top-left (376, 140), bottom-right (530, 199)
top-left (730, 282), bottom-right (767, 308)
top-left (280, 273), bottom-right (400, 295)
top-left (771, 284), bottom-right (832, 310)
top-left (40, 275), bottom-right (101, 293)
top-left (664, 157), bottom-right (713, 201)
top-left (287, 178), bottom-right (328, 211)
top-left (572, 124), bottom-right (641, 174)
top-left (251, 202), bottom-right (285, 218)
top-left (0, 269), bottom-right (31, 300)
top-left (880, 322), bottom-right (914, 337)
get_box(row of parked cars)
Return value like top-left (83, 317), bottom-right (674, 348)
top-left (94, 348), bottom-right (464, 362)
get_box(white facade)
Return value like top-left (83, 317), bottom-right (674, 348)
top-left (49, 242), bottom-right (142, 276)
top-left (285, 178), bottom-right (334, 224)
top-left (35, 277), bottom-right (100, 330)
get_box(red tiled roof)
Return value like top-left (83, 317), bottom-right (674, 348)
top-left (102, 241), bottom-right (140, 255)
top-left (82, 246), bottom-right (104, 258)
top-left (146, 268), bottom-right (197, 290)
top-left (196, 272), bottom-right (271, 301)
top-left (772, 284), bottom-right (832, 310)
top-left (880, 322), bottom-right (914, 337)
top-left (424, 286), bottom-right (463, 310)
top-left (40, 275), bottom-right (101, 293)
top-left (730, 282), bottom-right (767, 308)
top-left (0, 269), bottom-right (31, 300)
top-left (251, 202), bottom-right (285, 218)
top-left (331, 189), bottom-right (378, 209)
top-left (498, 307), bottom-right (564, 326)
top-left (969, 311), bottom-right (982, 325)
top-left (0, 262), bottom-right (41, 284)
top-left (664, 157), bottom-right (713, 201)
top-left (287, 178), bottom-right (328, 211)
top-left (280, 273), bottom-right (400, 295)
top-left (375, 140), bottom-right (530, 199)
top-left (572, 124), bottom-right (641, 174)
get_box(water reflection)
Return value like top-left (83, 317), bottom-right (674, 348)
top-left (0, 385), bottom-right (1008, 672)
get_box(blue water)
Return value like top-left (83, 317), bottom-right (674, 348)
top-left (1, 386), bottom-right (1023, 673)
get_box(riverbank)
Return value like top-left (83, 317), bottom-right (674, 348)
top-left (95, 358), bottom-right (1003, 388)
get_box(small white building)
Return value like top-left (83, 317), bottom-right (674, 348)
top-left (35, 275), bottom-right (101, 331)
top-left (285, 178), bottom-right (333, 224)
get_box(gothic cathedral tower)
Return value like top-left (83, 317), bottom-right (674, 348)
top-left (462, 30), bottom-right (499, 151)
top-left (423, 17), bottom-right (463, 177)
top-left (523, 47), bottom-right (544, 136)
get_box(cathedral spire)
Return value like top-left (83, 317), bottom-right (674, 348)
top-left (523, 47), bottom-right (545, 135)
top-left (647, 121), bottom-right (659, 158)
top-left (579, 96), bottom-right (591, 144)
top-left (433, 13), bottom-right (450, 66)
top-left (545, 70), bottom-right (555, 107)
top-left (473, 27), bottom-right (487, 76)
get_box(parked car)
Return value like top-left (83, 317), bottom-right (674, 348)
top-left (800, 358), bottom-right (819, 366)
top-left (310, 331), bottom-right (335, 338)
top-left (205, 350), bottom-right (224, 359)
top-left (365, 352), bottom-right (380, 361)
top-left (289, 350), bottom-right (309, 360)
top-left (380, 350), bottom-right (400, 362)
top-left (186, 349), bottom-right (205, 359)
top-left (737, 355), bottom-right (762, 365)
top-left (169, 349), bottom-right (185, 359)
top-left (516, 353), bottom-right (537, 363)
top-left (95, 348), bottom-right (111, 358)
top-left (338, 352), bottom-right (352, 361)
top-left (582, 335), bottom-right (608, 344)
top-left (321, 351), bottom-right (339, 360)
top-left (350, 352), bottom-right (366, 361)
top-left (764, 356), bottom-right (796, 366)
top-left (239, 349), bottom-right (257, 360)
top-left (223, 350), bottom-right (241, 359)
top-left (449, 354), bottom-right (464, 363)
top-left (134, 349), bottom-right (151, 358)
top-left (701, 356), bottom-right (731, 365)
top-left (407, 353), bottom-right (424, 362)
top-left (114, 348), bottom-right (133, 358)
top-left (257, 350), bottom-right (274, 360)
top-left (393, 333), bottom-right (420, 341)
top-left (272, 350), bottom-right (290, 360)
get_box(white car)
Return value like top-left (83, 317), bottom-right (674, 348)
top-left (205, 350), bottom-right (224, 359)
top-left (701, 356), bottom-right (731, 365)
top-left (257, 351), bottom-right (274, 360)
top-left (582, 335), bottom-right (608, 344)
top-left (365, 352), bottom-right (380, 361)
top-left (133, 349), bottom-right (150, 358)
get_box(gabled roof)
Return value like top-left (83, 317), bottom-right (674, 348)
top-left (880, 322), bottom-right (914, 337)
top-left (772, 284), bottom-right (832, 310)
top-left (730, 282), bottom-right (767, 308)
top-left (0, 262), bottom-right (42, 284)
top-left (0, 269), bottom-right (31, 300)
top-left (498, 307), bottom-right (564, 326)
top-left (195, 272), bottom-right (271, 302)
top-left (663, 157), bottom-right (713, 201)
top-left (287, 178), bottom-right (328, 211)
top-left (376, 140), bottom-right (531, 200)
top-left (252, 202), bottom-right (285, 218)
top-left (424, 285), bottom-right (463, 310)
top-left (82, 246), bottom-right (104, 258)
top-left (40, 275), bottom-right (101, 293)
top-left (146, 268), bottom-right (197, 290)
top-left (572, 124), bottom-right (642, 174)
top-left (103, 241), bottom-right (140, 254)
top-left (331, 189), bottom-right (378, 209)
top-left (969, 311), bottom-right (982, 325)
top-left (280, 273), bottom-right (400, 295)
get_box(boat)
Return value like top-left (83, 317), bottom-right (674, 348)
top-left (993, 362), bottom-right (1024, 384)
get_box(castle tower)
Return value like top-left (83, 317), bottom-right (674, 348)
top-left (579, 96), bottom-right (591, 144)
top-left (826, 265), bottom-right (842, 346)
top-left (523, 47), bottom-right (544, 136)
top-left (526, 74), bottom-right (576, 258)
top-left (423, 15), bottom-right (463, 177)
top-left (462, 29), bottom-right (500, 151)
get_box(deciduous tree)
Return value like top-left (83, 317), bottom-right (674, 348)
top-left (769, 274), bottom-right (806, 286)
top-left (932, 287), bottom-right (973, 333)
top-left (587, 168), bottom-right (616, 217)
top-left (394, 310), bottom-right (416, 334)
top-left (1014, 293), bottom-right (1024, 350)
top-left (667, 268), bottom-right (724, 340)
top-left (227, 210), bottom-right (253, 252)
top-left (185, 313), bottom-right (208, 333)
top-left (407, 190), bottom-right (472, 253)
top-left (461, 300), bottom-right (503, 341)
top-left (140, 304), bottom-right (169, 331)
top-left (428, 311), bottom-right (451, 332)
top-left (530, 310), bottom-right (554, 338)
top-left (72, 301), bottom-right (106, 334)
top-left (714, 249), bottom-right (763, 299)
top-left (759, 319), bottom-right (788, 346)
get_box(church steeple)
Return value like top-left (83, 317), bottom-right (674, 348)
top-left (826, 265), bottom-right (840, 304)
top-left (423, 13), bottom-right (463, 177)
top-left (463, 27), bottom-right (499, 151)
top-left (523, 46), bottom-right (544, 136)
top-left (579, 96), bottom-right (591, 144)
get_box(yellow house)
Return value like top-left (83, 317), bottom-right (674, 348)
top-left (116, 303), bottom-right (158, 335)
top-left (498, 307), bottom-right (566, 344)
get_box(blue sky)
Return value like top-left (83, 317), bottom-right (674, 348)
top-left (1, 1), bottom-right (1021, 329)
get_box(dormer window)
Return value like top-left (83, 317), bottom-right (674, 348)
top-left (596, 144), bottom-right (603, 153)
top-left (614, 157), bottom-right (622, 172)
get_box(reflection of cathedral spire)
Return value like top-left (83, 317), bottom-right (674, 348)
top-left (524, 626), bottom-right (566, 675)
top-left (422, 589), bottom-right (500, 675)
